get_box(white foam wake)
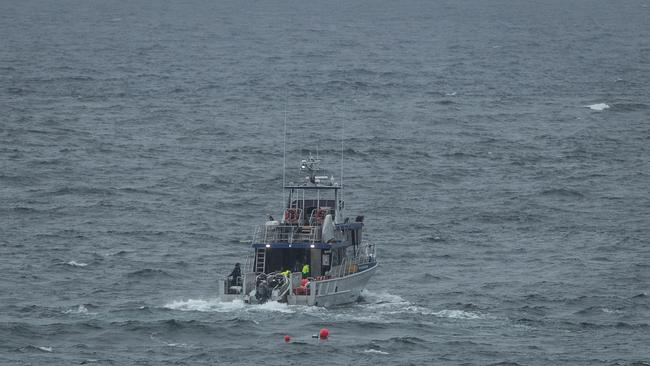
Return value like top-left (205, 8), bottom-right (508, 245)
top-left (66, 261), bottom-right (88, 267)
top-left (360, 290), bottom-right (487, 320)
top-left (587, 103), bottom-right (609, 111)
top-left (360, 290), bottom-right (409, 305)
top-left (163, 298), bottom-right (294, 313)
top-left (164, 291), bottom-right (489, 322)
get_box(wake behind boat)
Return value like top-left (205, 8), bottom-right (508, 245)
top-left (220, 153), bottom-right (378, 307)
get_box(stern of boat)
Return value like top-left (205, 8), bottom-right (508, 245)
top-left (219, 271), bottom-right (258, 302)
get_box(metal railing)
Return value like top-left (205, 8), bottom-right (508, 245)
top-left (252, 224), bottom-right (323, 244)
top-left (326, 241), bottom-right (376, 279)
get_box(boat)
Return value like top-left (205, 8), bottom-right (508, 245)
top-left (219, 153), bottom-right (378, 307)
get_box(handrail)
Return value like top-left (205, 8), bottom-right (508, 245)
top-left (277, 281), bottom-right (290, 299)
top-left (252, 224), bottom-right (323, 244)
top-left (325, 241), bottom-right (376, 279)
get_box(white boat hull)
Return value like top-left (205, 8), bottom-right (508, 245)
top-left (220, 263), bottom-right (378, 307)
top-left (289, 263), bottom-right (378, 306)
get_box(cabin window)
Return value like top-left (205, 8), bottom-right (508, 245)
top-left (322, 251), bottom-right (330, 266)
top-left (347, 229), bottom-right (361, 246)
top-left (331, 248), bottom-right (344, 266)
top-left (290, 199), bottom-right (336, 222)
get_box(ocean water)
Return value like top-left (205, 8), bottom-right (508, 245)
top-left (2, 0), bottom-right (650, 364)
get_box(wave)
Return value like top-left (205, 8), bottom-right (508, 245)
top-left (149, 333), bottom-right (193, 349)
top-left (113, 319), bottom-right (226, 335)
top-left (571, 321), bottom-right (648, 330)
top-left (64, 304), bottom-right (88, 314)
top-left (163, 298), bottom-right (294, 314)
top-left (49, 186), bottom-right (115, 196)
top-left (540, 188), bottom-right (584, 198)
top-left (20, 345), bottom-right (53, 353)
top-left (63, 304), bottom-right (98, 315)
top-left (358, 291), bottom-right (488, 320)
top-left (431, 309), bottom-right (485, 320)
top-left (386, 336), bottom-right (427, 345)
top-left (574, 306), bottom-right (624, 316)
top-left (601, 307), bottom-right (624, 314)
top-left (108, 250), bottom-right (131, 256)
top-left (422, 272), bottom-right (446, 280)
top-left (126, 268), bottom-right (173, 278)
top-left (66, 261), bottom-right (88, 267)
top-left (617, 102), bottom-right (649, 111)
top-left (363, 349), bottom-right (390, 355)
top-left (586, 103), bottom-right (609, 111)
top-left (423, 235), bottom-right (445, 243)
top-left (359, 290), bottom-right (409, 305)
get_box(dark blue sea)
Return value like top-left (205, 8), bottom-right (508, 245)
top-left (2, 0), bottom-right (649, 364)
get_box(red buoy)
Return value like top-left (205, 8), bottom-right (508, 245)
top-left (284, 335), bottom-right (291, 343)
top-left (319, 328), bottom-right (329, 340)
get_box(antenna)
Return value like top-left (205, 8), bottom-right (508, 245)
top-left (340, 108), bottom-right (344, 209)
top-left (340, 122), bottom-right (344, 187)
top-left (283, 94), bottom-right (287, 208)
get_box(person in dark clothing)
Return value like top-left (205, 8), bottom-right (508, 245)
top-left (228, 263), bottom-right (241, 287)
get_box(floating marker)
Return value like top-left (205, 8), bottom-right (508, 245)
top-left (284, 335), bottom-right (291, 343)
top-left (319, 328), bottom-right (329, 340)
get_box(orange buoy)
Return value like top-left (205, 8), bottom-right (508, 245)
top-left (319, 328), bottom-right (329, 340)
top-left (284, 335), bottom-right (291, 343)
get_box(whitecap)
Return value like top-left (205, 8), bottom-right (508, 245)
top-left (66, 261), bottom-right (88, 267)
top-left (587, 103), bottom-right (610, 111)
top-left (64, 304), bottom-right (88, 314)
top-left (364, 349), bottom-right (389, 355)
top-left (431, 309), bottom-right (483, 320)
top-left (64, 304), bottom-right (97, 315)
top-left (601, 307), bottom-right (623, 314)
top-left (164, 342), bottom-right (189, 348)
top-left (36, 346), bottom-right (53, 352)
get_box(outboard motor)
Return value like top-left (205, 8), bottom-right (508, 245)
top-left (255, 280), bottom-right (271, 304)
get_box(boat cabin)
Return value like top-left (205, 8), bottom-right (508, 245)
top-left (248, 154), bottom-right (366, 279)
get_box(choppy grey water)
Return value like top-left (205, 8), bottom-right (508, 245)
top-left (2, 0), bottom-right (650, 364)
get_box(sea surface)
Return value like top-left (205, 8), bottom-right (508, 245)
top-left (1, 0), bottom-right (650, 365)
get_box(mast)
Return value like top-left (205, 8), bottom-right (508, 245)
top-left (336, 116), bottom-right (344, 224)
top-left (282, 98), bottom-right (287, 212)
